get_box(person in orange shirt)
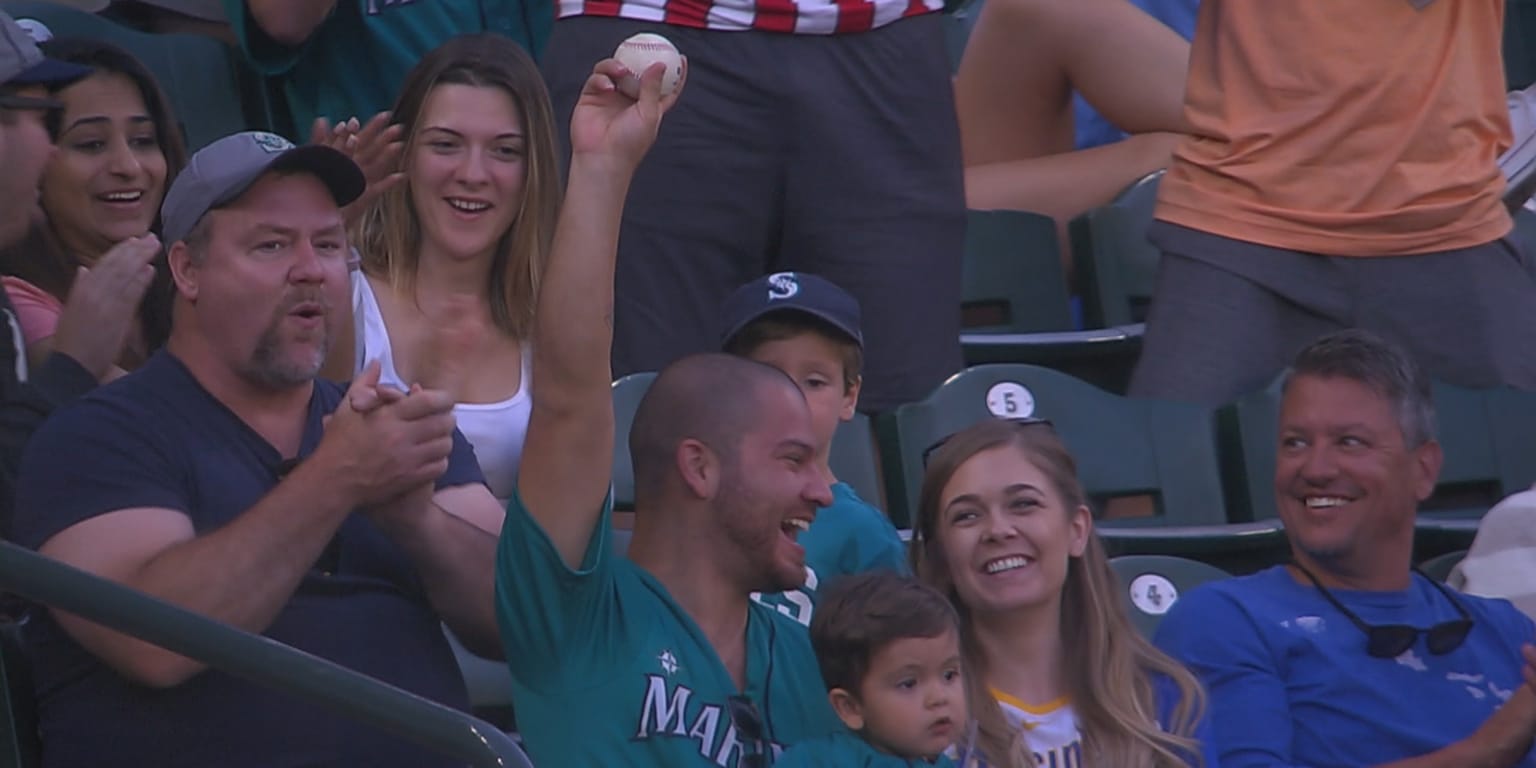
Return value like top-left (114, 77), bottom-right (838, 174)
top-left (1130, 0), bottom-right (1536, 405)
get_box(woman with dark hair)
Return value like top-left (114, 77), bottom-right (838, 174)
top-left (912, 418), bottom-right (1215, 768)
top-left (327, 32), bottom-right (560, 506)
top-left (0, 38), bottom-right (183, 380)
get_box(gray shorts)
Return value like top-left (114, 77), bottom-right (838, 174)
top-left (1129, 222), bottom-right (1536, 404)
top-left (541, 15), bottom-right (966, 412)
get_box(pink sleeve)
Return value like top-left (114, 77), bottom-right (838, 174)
top-left (2, 276), bottom-right (64, 346)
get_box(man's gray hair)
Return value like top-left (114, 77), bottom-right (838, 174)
top-left (1282, 329), bottom-right (1437, 447)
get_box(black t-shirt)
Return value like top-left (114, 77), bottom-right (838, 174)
top-left (13, 350), bottom-right (487, 768)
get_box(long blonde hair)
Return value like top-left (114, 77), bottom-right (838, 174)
top-left (910, 419), bottom-right (1206, 768)
top-left (355, 33), bottom-right (560, 339)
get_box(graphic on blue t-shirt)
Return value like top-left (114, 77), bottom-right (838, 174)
top-left (1156, 565), bottom-right (1536, 767)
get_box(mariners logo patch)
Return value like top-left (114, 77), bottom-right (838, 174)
top-left (767, 272), bottom-right (799, 301)
top-left (252, 132), bottom-right (294, 154)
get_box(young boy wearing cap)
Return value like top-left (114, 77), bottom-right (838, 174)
top-left (778, 570), bottom-right (968, 767)
top-left (720, 271), bottom-right (907, 626)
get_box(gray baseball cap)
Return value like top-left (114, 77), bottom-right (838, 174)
top-left (0, 11), bottom-right (91, 87)
top-left (161, 131), bottom-right (366, 245)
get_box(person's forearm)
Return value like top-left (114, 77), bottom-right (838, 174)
top-left (963, 134), bottom-right (1177, 223)
top-left (533, 155), bottom-right (632, 409)
top-left (56, 459), bottom-right (357, 686)
top-left (372, 497), bottom-right (502, 658)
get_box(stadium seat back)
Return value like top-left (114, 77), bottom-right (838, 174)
top-left (882, 364), bottom-right (1227, 531)
top-left (943, 0), bottom-right (984, 72)
top-left (3, 1), bottom-right (266, 151)
top-left (1109, 555), bottom-right (1230, 638)
top-left (962, 209), bottom-right (1074, 335)
top-left (0, 621), bottom-right (38, 768)
top-left (1419, 549), bottom-right (1467, 583)
top-left (611, 372), bottom-right (656, 511)
top-left (1071, 170), bottom-right (1163, 328)
top-left (830, 414), bottom-right (885, 509)
top-left (1507, 0), bottom-right (1536, 89)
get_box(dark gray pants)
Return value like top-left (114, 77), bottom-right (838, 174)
top-left (1129, 222), bottom-right (1536, 404)
top-left (542, 15), bottom-right (966, 412)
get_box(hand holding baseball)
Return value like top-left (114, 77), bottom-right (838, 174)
top-left (568, 48), bottom-right (687, 172)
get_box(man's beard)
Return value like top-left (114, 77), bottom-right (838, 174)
top-left (240, 292), bottom-right (331, 389)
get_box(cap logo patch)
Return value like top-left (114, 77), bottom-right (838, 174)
top-left (766, 272), bottom-right (799, 301)
top-left (16, 19), bottom-right (52, 43)
top-left (252, 132), bottom-right (294, 154)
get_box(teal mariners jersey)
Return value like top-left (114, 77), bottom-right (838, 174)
top-left (226, 0), bottom-right (552, 139)
top-left (495, 492), bottom-right (841, 767)
top-left (754, 482), bottom-right (908, 627)
top-left (779, 730), bottom-right (957, 768)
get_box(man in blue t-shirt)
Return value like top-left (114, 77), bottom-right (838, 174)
top-left (493, 64), bottom-right (841, 767)
top-left (1156, 329), bottom-right (1536, 768)
top-left (11, 130), bottom-right (508, 767)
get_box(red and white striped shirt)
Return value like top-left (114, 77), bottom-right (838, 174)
top-left (557, 0), bottom-right (941, 35)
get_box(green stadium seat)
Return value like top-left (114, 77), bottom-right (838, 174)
top-left (1507, 0), bottom-right (1536, 89)
top-left (2, 0), bottom-right (270, 150)
top-left (0, 621), bottom-right (37, 768)
top-left (611, 371), bottom-right (656, 512)
top-left (1511, 207), bottom-right (1536, 281)
top-left (960, 209), bottom-right (1142, 391)
top-left (1071, 170), bottom-right (1163, 328)
top-left (880, 364), bottom-right (1285, 566)
top-left (1225, 375), bottom-right (1536, 556)
top-left (828, 414), bottom-right (885, 510)
top-left (1109, 555), bottom-right (1231, 638)
top-left (943, 0), bottom-right (984, 73)
top-left (1419, 549), bottom-right (1467, 583)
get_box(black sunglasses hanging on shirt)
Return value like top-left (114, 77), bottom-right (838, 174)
top-left (1291, 561), bottom-right (1474, 659)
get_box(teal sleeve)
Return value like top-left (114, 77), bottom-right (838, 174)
top-left (773, 744), bottom-right (822, 768)
top-left (493, 488), bottom-right (620, 692)
top-left (835, 493), bottom-right (909, 577)
top-left (222, 0), bottom-right (321, 75)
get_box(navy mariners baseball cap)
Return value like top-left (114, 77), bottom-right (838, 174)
top-left (0, 11), bottom-right (91, 87)
top-left (161, 131), bottom-right (366, 244)
top-left (719, 271), bottom-right (864, 349)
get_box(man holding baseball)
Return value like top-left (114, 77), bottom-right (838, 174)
top-left (495, 59), bottom-right (845, 766)
top-left (539, 0), bottom-right (964, 415)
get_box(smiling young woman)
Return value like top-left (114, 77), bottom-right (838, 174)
top-left (0, 38), bottom-right (183, 378)
top-left (911, 417), bottom-right (1213, 768)
top-left (330, 33), bottom-right (562, 506)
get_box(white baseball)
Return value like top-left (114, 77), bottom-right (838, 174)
top-left (613, 33), bottom-right (683, 99)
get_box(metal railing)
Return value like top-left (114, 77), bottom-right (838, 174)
top-left (0, 541), bottom-right (532, 768)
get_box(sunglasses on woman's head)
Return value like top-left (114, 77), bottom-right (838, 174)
top-left (1292, 561), bottom-right (1474, 658)
top-left (920, 416), bottom-right (1054, 468)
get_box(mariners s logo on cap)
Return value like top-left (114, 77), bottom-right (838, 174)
top-left (253, 132), bottom-right (295, 154)
top-left (767, 272), bottom-right (799, 301)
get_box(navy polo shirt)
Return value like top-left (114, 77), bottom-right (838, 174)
top-left (13, 351), bottom-right (486, 768)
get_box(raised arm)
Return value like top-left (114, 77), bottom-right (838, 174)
top-left (516, 59), bottom-right (684, 568)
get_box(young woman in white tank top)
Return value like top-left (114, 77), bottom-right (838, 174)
top-left (325, 35), bottom-right (561, 506)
